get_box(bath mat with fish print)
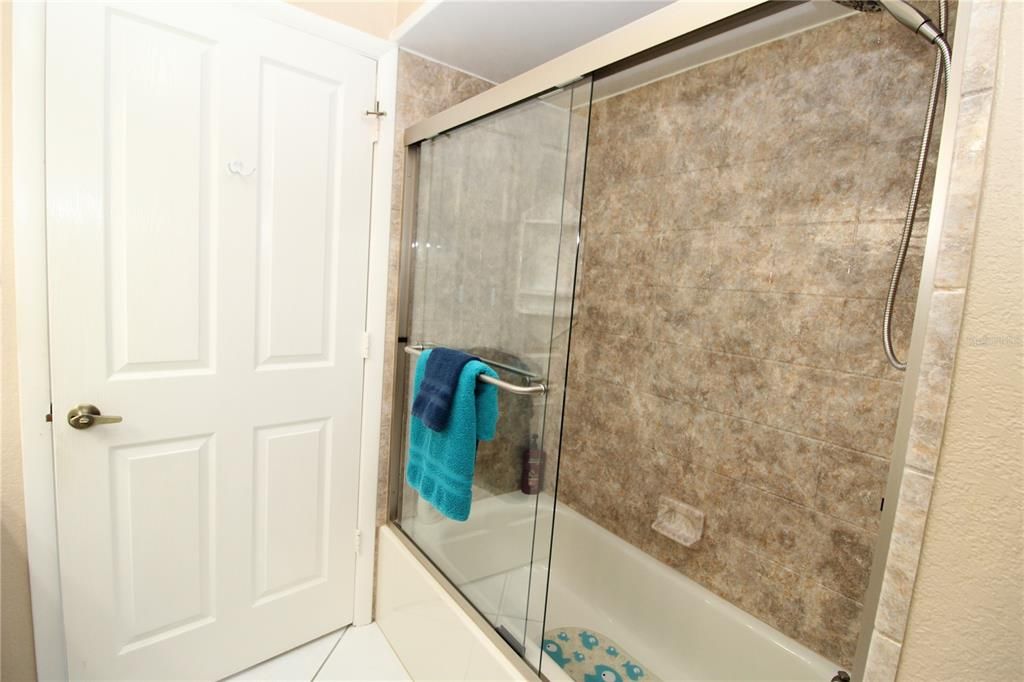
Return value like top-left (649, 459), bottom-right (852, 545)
top-left (542, 628), bottom-right (660, 682)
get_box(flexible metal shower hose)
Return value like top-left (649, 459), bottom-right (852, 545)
top-left (883, 0), bottom-right (951, 370)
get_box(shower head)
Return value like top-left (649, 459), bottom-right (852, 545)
top-left (835, 0), bottom-right (944, 44)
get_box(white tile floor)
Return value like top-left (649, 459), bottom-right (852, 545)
top-left (225, 624), bottom-right (410, 681)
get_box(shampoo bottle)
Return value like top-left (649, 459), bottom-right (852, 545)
top-left (521, 434), bottom-right (545, 495)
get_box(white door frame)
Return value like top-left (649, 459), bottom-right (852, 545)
top-left (11, 3), bottom-right (396, 678)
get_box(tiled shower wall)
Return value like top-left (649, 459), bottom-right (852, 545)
top-left (559, 10), bottom-right (949, 667)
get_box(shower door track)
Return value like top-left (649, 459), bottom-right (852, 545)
top-left (401, 1), bottom-right (795, 145)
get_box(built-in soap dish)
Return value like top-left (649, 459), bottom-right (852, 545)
top-left (652, 496), bottom-right (704, 547)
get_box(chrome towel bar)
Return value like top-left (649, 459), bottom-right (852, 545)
top-left (403, 345), bottom-right (547, 396)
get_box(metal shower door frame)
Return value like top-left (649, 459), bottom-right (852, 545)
top-left (383, 2), bottom-right (975, 680)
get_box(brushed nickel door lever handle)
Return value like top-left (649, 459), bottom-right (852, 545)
top-left (67, 404), bottom-right (123, 429)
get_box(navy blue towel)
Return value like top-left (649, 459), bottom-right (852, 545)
top-left (411, 347), bottom-right (478, 431)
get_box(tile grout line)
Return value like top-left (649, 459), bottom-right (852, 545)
top-left (580, 276), bottom-right (925, 305)
top-left (575, 323), bottom-right (909, 386)
top-left (571, 372), bottom-right (897, 462)
top-left (311, 626), bottom-right (349, 682)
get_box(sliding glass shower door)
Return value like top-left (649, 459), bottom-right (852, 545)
top-left (394, 79), bottom-right (592, 671)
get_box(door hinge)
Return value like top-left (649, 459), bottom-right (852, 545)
top-left (365, 101), bottom-right (384, 143)
top-left (361, 332), bottom-right (370, 359)
top-left (353, 529), bottom-right (362, 555)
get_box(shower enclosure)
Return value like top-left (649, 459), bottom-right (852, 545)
top-left (389, 2), bottom-right (952, 680)
top-left (391, 79), bottom-right (593, 672)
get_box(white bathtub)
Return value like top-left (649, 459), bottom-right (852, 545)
top-left (403, 492), bottom-right (840, 681)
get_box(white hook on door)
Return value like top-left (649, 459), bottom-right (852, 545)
top-left (227, 160), bottom-right (256, 176)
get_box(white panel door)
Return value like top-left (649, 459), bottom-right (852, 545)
top-left (45, 3), bottom-right (377, 679)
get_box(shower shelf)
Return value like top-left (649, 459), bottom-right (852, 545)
top-left (403, 344), bottom-right (547, 396)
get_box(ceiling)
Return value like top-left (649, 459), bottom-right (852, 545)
top-left (396, 0), bottom-right (673, 83)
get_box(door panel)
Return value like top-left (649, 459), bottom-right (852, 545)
top-left (112, 435), bottom-right (215, 649)
top-left (46, 3), bottom-right (377, 678)
top-left (253, 419), bottom-right (331, 602)
top-left (107, 11), bottom-right (215, 376)
top-left (257, 61), bottom-right (343, 367)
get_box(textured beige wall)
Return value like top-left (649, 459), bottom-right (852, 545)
top-left (1, 2), bottom-right (40, 680)
top-left (897, 2), bottom-right (1024, 679)
top-left (394, 1), bottom-right (422, 29)
top-left (288, 1), bottom-right (423, 39)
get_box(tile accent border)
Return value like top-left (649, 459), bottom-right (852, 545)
top-left (861, 2), bottom-right (1004, 679)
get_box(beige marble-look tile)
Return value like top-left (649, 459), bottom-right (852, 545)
top-left (835, 295), bottom-right (917, 380)
top-left (852, 221), bottom-right (926, 301)
top-left (934, 90), bottom-right (995, 289)
top-left (397, 50), bottom-right (491, 110)
top-left (715, 223), bottom-right (862, 297)
top-left (646, 285), bottom-right (709, 350)
top-left (798, 579), bottom-right (865, 669)
top-left (808, 512), bottom-right (876, 603)
top-left (745, 554), bottom-right (816, 646)
top-left (863, 631), bottom-right (902, 682)
top-left (723, 484), bottom-right (817, 567)
top-left (773, 144), bottom-right (866, 227)
top-left (699, 542), bottom-right (812, 652)
top-left (905, 289), bottom-right (966, 472)
top-left (821, 370), bottom-right (903, 458)
top-left (664, 287), bottom-right (844, 370)
top-left (565, 329), bottom-right (637, 388)
top-left (694, 350), bottom-right (902, 457)
top-left (449, 71), bottom-right (492, 103)
top-left (558, 441), bottom-right (643, 544)
top-left (814, 447), bottom-right (889, 532)
top-left (692, 349), bottom-right (771, 422)
top-left (875, 468), bottom-right (934, 641)
top-left (960, 0), bottom-right (1003, 94)
top-left (686, 409), bottom-right (822, 507)
top-left (555, 0), bottom-right (989, 674)
top-left (560, 415), bottom-right (870, 667)
top-left (579, 283), bottom-right (658, 341)
top-left (673, 456), bottom-right (873, 602)
top-left (858, 136), bottom-right (938, 224)
top-left (640, 340), bottom-right (705, 404)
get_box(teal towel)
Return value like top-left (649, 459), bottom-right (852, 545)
top-left (406, 349), bottom-right (499, 521)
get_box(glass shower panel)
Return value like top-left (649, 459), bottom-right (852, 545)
top-left (543, 5), bottom-right (947, 682)
top-left (396, 79), bottom-right (592, 668)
